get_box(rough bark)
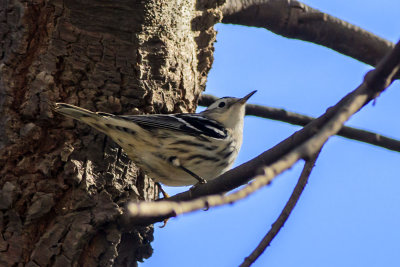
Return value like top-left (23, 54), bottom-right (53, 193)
top-left (0, 0), bottom-right (223, 265)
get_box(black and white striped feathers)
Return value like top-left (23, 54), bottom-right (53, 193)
top-left (54, 91), bottom-right (256, 186)
top-left (120, 113), bottom-right (228, 139)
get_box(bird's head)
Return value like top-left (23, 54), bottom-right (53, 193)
top-left (201, 90), bottom-right (256, 129)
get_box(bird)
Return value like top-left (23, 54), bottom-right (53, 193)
top-left (54, 90), bottom-right (256, 187)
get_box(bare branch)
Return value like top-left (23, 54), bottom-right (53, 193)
top-left (240, 151), bottom-right (320, 267)
top-left (199, 95), bottom-right (400, 153)
top-left (128, 149), bottom-right (318, 229)
top-left (221, 0), bottom-right (395, 67)
top-left (128, 166), bottom-right (277, 219)
top-left (123, 39), bottom-right (400, 226)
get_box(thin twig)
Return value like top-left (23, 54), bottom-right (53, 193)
top-left (199, 95), bottom-right (400, 153)
top-left (240, 150), bottom-right (321, 267)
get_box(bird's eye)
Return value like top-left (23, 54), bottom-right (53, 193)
top-left (218, 102), bottom-right (226, 108)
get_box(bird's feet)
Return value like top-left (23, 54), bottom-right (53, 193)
top-left (156, 182), bottom-right (170, 199)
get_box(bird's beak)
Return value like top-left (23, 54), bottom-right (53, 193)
top-left (238, 90), bottom-right (257, 104)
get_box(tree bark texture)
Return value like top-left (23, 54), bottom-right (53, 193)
top-left (0, 0), bottom-right (223, 265)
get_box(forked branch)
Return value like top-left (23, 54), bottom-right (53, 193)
top-left (240, 150), bottom-right (321, 267)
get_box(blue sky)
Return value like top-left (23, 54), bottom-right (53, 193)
top-left (142, 1), bottom-right (400, 266)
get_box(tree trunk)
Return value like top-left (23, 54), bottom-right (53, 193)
top-left (0, 0), bottom-right (222, 265)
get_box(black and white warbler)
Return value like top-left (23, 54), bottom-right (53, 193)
top-left (54, 91), bottom-right (256, 186)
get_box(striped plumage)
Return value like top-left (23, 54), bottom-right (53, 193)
top-left (54, 91), bottom-right (256, 186)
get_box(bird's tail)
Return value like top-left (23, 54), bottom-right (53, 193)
top-left (54, 102), bottom-right (123, 139)
top-left (54, 103), bottom-right (99, 121)
top-left (53, 103), bottom-right (115, 134)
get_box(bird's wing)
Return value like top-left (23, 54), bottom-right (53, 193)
top-left (119, 114), bottom-right (227, 139)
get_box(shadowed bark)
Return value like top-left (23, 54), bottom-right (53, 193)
top-left (0, 0), bottom-right (222, 265)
